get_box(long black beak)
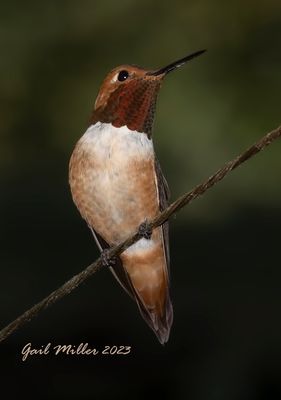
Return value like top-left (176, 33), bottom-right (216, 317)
top-left (147, 49), bottom-right (206, 76)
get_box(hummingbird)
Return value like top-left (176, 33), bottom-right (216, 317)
top-left (69, 49), bottom-right (206, 344)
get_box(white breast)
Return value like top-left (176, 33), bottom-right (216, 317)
top-left (81, 122), bottom-right (154, 162)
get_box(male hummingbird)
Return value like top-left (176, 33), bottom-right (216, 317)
top-left (69, 49), bottom-right (206, 344)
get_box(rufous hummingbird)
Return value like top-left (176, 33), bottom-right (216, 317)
top-left (69, 49), bottom-right (206, 344)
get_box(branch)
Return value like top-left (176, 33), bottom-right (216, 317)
top-left (0, 125), bottom-right (280, 343)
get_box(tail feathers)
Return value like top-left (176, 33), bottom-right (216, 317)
top-left (136, 293), bottom-right (173, 345)
top-left (106, 250), bottom-right (173, 343)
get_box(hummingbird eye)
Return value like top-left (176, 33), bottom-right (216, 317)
top-left (117, 70), bottom-right (129, 82)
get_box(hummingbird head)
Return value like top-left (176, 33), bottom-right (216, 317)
top-left (90, 49), bottom-right (206, 137)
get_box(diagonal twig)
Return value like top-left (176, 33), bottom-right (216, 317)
top-left (0, 125), bottom-right (280, 344)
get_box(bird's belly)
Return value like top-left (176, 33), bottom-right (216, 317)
top-left (69, 123), bottom-right (159, 244)
top-left (89, 162), bottom-right (158, 243)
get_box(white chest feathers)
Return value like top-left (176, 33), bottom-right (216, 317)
top-left (80, 122), bottom-right (154, 164)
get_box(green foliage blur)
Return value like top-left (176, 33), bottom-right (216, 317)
top-left (1, 1), bottom-right (281, 399)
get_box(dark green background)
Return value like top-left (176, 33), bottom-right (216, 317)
top-left (1, 1), bottom-right (281, 399)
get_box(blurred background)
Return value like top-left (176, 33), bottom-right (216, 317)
top-left (1, 0), bottom-right (281, 398)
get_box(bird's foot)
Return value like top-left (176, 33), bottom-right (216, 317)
top-left (101, 249), bottom-right (116, 268)
top-left (138, 220), bottom-right (152, 240)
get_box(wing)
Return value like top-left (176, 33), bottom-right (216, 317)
top-left (89, 226), bottom-right (135, 300)
top-left (154, 157), bottom-right (170, 272)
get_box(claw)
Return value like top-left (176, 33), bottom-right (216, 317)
top-left (101, 249), bottom-right (116, 267)
top-left (138, 220), bottom-right (152, 240)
